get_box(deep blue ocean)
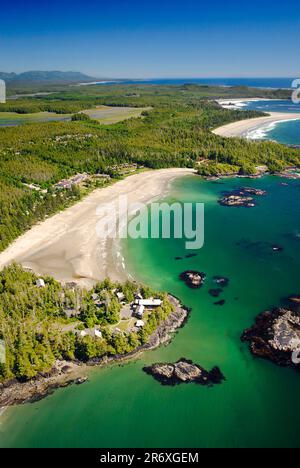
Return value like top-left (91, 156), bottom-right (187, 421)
top-left (244, 99), bottom-right (300, 114)
top-left (100, 77), bottom-right (296, 89)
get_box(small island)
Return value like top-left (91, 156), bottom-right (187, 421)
top-left (179, 271), bottom-right (206, 289)
top-left (143, 358), bottom-right (225, 386)
top-left (241, 307), bottom-right (300, 370)
top-left (240, 188), bottom-right (267, 196)
top-left (219, 187), bottom-right (266, 208)
top-left (213, 276), bottom-right (229, 287)
top-left (209, 288), bottom-right (223, 297)
top-left (214, 300), bottom-right (226, 306)
top-left (272, 244), bottom-right (284, 252)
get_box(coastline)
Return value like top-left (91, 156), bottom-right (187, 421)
top-left (2, 168), bottom-right (300, 447)
top-left (0, 295), bottom-right (190, 408)
top-left (1, 125), bottom-right (298, 416)
top-left (0, 168), bottom-right (195, 288)
top-left (212, 112), bottom-right (300, 138)
top-left (216, 97), bottom-right (278, 110)
top-left (0, 169), bottom-right (194, 411)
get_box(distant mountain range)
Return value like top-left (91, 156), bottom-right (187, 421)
top-left (0, 71), bottom-right (97, 84)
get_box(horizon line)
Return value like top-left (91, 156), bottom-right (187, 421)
top-left (1, 71), bottom-right (299, 80)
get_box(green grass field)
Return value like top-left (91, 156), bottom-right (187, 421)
top-left (82, 106), bottom-right (150, 124)
top-left (0, 106), bottom-right (149, 127)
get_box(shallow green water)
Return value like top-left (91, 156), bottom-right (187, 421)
top-left (1, 175), bottom-right (300, 448)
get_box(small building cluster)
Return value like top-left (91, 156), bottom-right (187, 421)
top-left (108, 163), bottom-right (143, 175)
top-left (93, 173), bottom-right (111, 180)
top-left (55, 173), bottom-right (89, 190)
top-left (56, 283), bottom-right (165, 340)
top-left (77, 328), bottom-right (103, 339)
top-left (88, 289), bottom-right (163, 332)
top-left (132, 296), bottom-right (162, 321)
top-left (33, 271), bottom-right (164, 338)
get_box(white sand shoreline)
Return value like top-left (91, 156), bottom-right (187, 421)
top-left (0, 169), bottom-right (195, 288)
top-left (216, 98), bottom-right (279, 110)
top-left (212, 112), bottom-right (300, 138)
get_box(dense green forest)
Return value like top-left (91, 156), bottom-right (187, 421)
top-left (1, 82), bottom-right (291, 113)
top-left (0, 264), bottom-right (173, 382)
top-left (4, 81), bottom-right (291, 101)
top-left (0, 83), bottom-right (299, 253)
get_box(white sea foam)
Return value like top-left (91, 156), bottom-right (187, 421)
top-left (218, 100), bottom-right (249, 109)
top-left (217, 98), bottom-right (273, 110)
top-left (245, 118), bottom-right (300, 140)
top-left (0, 407), bottom-right (7, 420)
top-left (76, 81), bottom-right (121, 87)
top-left (245, 122), bottom-right (278, 140)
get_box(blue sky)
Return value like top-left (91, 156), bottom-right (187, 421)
top-left (1, 0), bottom-right (299, 77)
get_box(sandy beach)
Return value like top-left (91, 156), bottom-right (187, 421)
top-left (212, 112), bottom-right (300, 138)
top-left (0, 168), bottom-right (195, 287)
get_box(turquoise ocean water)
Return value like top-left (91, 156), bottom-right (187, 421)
top-left (241, 100), bottom-right (300, 145)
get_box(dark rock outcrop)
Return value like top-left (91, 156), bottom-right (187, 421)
top-left (214, 300), bottom-right (226, 306)
top-left (240, 187), bottom-right (266, 196)
top-left (241, 307), bottom-right (300, 370)
top-left (143, 358), bottom-right (225, 386)
top-left (219, 194), bottom-right (255, 207)
top-left (209, 288), bottom-right (223, 298)
top-left (219, 187), bottom-right (266, 208)
top-left (213, 276), bottom-right (229, 287)
top-left (75, 377), bottom-right (88, 385)
top-left (272, 244), bottom-right (284, 252)
top-left (179, 271), bottom-right (206, 289)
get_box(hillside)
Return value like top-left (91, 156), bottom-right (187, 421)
top-left (0, 71), bottom-right (97, 85)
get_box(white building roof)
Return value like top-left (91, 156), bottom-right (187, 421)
top-left (36, 279), bottom-right (45, 288)
top-left (116, 292), bottom-right (125, 301)
top-left (136, 320), bottom-right (145, 328)
top-left (137, 299), bottom-right (162, 307)
top-left (136, 305), bottom-right (145, 316)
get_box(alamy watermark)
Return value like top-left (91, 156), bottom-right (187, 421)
top-left (292, 79), bottom-right (300, 104)
top-left (292, 347), bottom-right (300, 365)
top-left (0, 80), bottom-right (6, 103)
top-left (96, 196), bottom-right (205, 250)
